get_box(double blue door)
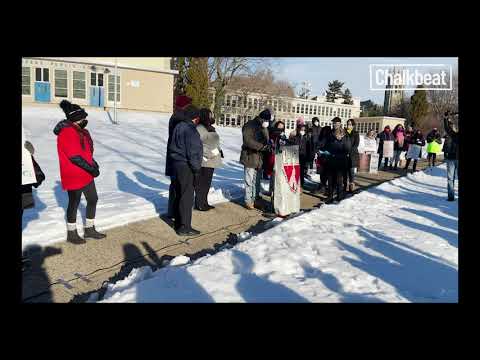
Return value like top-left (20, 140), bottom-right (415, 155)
top-left (90, 87), bottom-right (105, 107)
top-left (34, 82), bottom-right (51, 102)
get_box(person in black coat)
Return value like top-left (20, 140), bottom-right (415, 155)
top-left (21, 141), bottom-right (45, 270)
top-left (292, 124), bottom-right (312, 190)
top-left (443, 112), bottom-right (459, 201)
top-left (322, 118), bottom-right (351, 202)
top-left (315, 125), bottom-right (332, 193)
top-left (377, 125), bottom-right (395, 170)
top-left (404, 129), bottom-right (425, 173)
top-left (165, 95), bottom-right (193, 220)
top-left (309, 117), bottom-right (322, 167)
top-left (343, 119), bottom-right (360, 193)
top-left (168, 105), bottom-right (203, 236)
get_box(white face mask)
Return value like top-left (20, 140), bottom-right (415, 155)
top-left (314, 121), bottom-right (319, 126)
top-left (262, 121), bottom-right (269, 128)
top-left (300, 130), bottom-right (306, 136)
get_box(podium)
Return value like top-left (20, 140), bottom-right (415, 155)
top-left (272, 145), bottom-right (300, 217)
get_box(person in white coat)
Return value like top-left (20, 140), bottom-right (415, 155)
top-left (194, 108), bottom-right (223, 211)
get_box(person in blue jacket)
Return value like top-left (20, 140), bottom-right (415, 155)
top-left (168, 105), bottom-right (203, 236)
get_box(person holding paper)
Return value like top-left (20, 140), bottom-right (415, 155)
top-left (377, 125), bottom-right (394, 170)
top-left (54, 100), bottom-right (106, 244)
top-left (194, 108), bottom-right (223, 211)
top-left (404, 130), bottom-right (426, 173)
top-left (392, 124), bottom-right (406, 170)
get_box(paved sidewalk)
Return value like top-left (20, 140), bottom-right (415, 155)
top-left (22, 158), bottom-right (440, 303)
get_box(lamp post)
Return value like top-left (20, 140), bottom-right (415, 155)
top-left (114, 57), bottom-right (118, 125)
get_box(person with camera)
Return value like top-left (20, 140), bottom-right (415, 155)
top-left (240, 109), bottom-right (272, 210)
top-left (443, 111), bottom-right (459, 201)
top-left (54, 100), bottom-right (106, 244)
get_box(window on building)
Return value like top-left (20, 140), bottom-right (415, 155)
top-left (22, 67), bottom-right (31, 95)
top-left (35, 68), bottom-right (49, 82)
top-left (300, 104), bottom-right (304, 114)
top-left (330, 107), bottom-right (333, 116)
top-left (321, 106), bottom-right (324, 116)
top-left (73, 71), bottom-right (86, 99)
top-left (237, 117), bottom-right (241, 126)
top-left (226, 95), bottom-right (231, 107)
top-left (243, 97), bottom-right (247, 108)
top-left (253, 98), bottom-right (258, 110)
top-left (219, 114), bottom-right (225, 125)
top-left (313, 106), bottom-right (317, 115)
top-left (248, 98), bottom-right (252, 109)
top-left (273, 100), bottom-right (278, 111)
top-left (54, 69), bottom-right (68, 98)
top-left (108, 75), bottom-right (120, 102)
top-left (349, 109), bottom-right (352, 117)
top-left (232, 96), bottom-right (237, 108)
top-left (225, 115), bottom-right (230, 126)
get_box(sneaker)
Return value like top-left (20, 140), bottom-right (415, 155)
top-left (206, 205), bottom-right (215, 210)
top-left (176, 227), bottom-right (201, 236)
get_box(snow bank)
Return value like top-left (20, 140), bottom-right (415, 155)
top-left (22, 106), bottom-right (246, 248)
top-left (99, 164), bottom-right (458, 303)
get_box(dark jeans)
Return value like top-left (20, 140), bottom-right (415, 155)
top-left (343, 167), bottom-right (355, 190)
top-left (194, 167), bottom-right (215, 209)
top-left (427, 153), bottom-right (437, 166)
top-left (172, 163), bottom-right (195, 230)
top-left (167, 176), bottom-right (176, 217)
top-left (405, 158), bottom-right (418, 172)
top-left (299, 156), bottom-right (308, 188)
top-left (378, 153), bottom-right (391, 169)
top-left (67, 180), bottom-right (98, 223)
top-left (327, 168), bottom-right (344, 200)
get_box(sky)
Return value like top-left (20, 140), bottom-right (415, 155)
top-left (275, 57), bottom-right (458, 105)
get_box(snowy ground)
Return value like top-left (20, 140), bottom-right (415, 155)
top-left (96, 165), bottom-right (458, 303)
top-left (22, 106), bottom-right (246, 248)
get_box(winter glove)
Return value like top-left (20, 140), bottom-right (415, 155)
top-left (70, 156), bottom-right (100, 177)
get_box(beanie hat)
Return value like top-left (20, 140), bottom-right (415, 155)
top-left (59, 100), bottom-right (88, 122)
top-left (331, 117), bottom-right (342, 123)
top-left (296, 117), bottom-right (305, 126)
top-left (184, 105), bottom-right (200, 120)
top-left (175, 95), bottom-right (192, 109)
top-left (259, 109), bottom-right (271, 121)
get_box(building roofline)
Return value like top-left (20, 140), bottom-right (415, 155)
top-left (24, 57), bottom-right (179, 75)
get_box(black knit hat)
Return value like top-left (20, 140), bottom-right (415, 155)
top-left (331, 117), bottom-right (342, 123)
top-left (184, 105), bottom-right (200, 120)
top-left (259, 109), bottom-right (271, 121)
top-left (60, 100), bottom-right (88, 122)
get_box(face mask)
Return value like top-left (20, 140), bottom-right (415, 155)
top-left (78, 119), bottom-right (88, 129)
top-left (333, 123), bottom-right (340, 129)
top-left (299, 130), bottom-right (306, 136)
top-left (314, 121), bottom-right (319, 126)
top-left (262, 121), bottom-right (269, 128)
top-left (347, 125), bottom-right (353, 130)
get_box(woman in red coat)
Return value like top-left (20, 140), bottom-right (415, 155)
top-left (54, 100), bottom-right (106, 244)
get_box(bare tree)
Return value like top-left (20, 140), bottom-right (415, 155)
top-left (427, 72), bottom-right (458, 126)
top-left (208, 58), bottom-right (274, 120)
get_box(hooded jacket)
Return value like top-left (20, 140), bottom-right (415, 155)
top-left (165, 109), bottom-right (190, 176)
top-left (54, 120), bottom-right (97, 191)
top-left (240, 117), bottom-right (269, 169)
top-left (168, 116), bottom-right (203, 174)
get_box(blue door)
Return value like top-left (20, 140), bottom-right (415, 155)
top-left (34, 82), bottom-right (51, 102)
top-left (89, 87), bottom-right (105, 107)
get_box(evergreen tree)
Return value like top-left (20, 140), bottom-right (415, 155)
top-left (342, 88), bottom-right (353, 105)
top-left (326, 80), bottom-right (344, 102)
top-left (185, 57), bottom-right (211, 109)
top-left (410, 85), bottom-right (429, 128)
top-left (172, 57), bottom-right (189, 97)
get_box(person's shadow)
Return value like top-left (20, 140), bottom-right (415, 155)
top-left (22, 188), bottom-right (47, 231)
top-left (22, 244), bottom-right (62, 303)
top-left (300, 261), bottom-right (384, 303)
top-left (232, 250), bottom-right (309, 303)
